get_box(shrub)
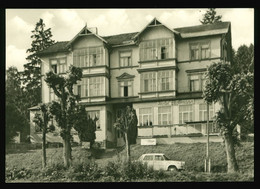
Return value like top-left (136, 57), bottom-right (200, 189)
top-left (102, 159), bottom-right (164, 181)
top-left (6, 167), bottom-right (32, 181)
top-left (65, 160), bottom-right (100, 181)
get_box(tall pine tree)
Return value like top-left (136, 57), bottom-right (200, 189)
top-left (200, 8), bottom-right (222, 25)
top-left (23, 18), bottom-right (55, 106)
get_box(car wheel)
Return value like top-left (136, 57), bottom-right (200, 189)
top-left (168, 166), bottom-right (177, 171)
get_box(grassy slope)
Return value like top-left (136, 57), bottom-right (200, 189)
top-left (6, 142), bottom-right (254, 181)
top-left (127, 142), bottom-right (254, 173)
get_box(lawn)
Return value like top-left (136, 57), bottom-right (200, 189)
top-left (5, 141), bottom-right (254, 182)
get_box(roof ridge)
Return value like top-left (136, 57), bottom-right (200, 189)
top-left (102, 31), bottom-right (139, 38)
top-left (174, 21), bottom-right (230, 30)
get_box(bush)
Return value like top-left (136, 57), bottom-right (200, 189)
top-left (102, 159), bottom-right (166, 181)
top-left (65, 160), bottom-right (100, 181)
top-left (6, 167), bottom-right (32, 181)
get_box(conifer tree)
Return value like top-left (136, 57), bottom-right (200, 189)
top-left (200, 8), bottom-right (222, 25)
top-left (23, 18), bottom-right (55, 106)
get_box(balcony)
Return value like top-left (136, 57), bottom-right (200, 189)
top-left (137, 58), bottom-right (177, 72)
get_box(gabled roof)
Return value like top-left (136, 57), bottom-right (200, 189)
top-left (133, 17), bottom-right (180, 39)
top-left (116, 72), bottom-right (135, 80)
top-left (66, 25), bottom-right (108, 47)
top-left (36, 20), bottom-right (231, 57)
top-left (37, 41), bottom-right (69, 56)
top-left (174, 21), bottom-right (230, 38)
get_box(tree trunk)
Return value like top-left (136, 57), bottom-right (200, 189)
top-left (63, 133), bottom-right (72, 168)
top-left (223, 131), bottom-right (239, 173)
top-left (42, 130), bottom-right (46, 168)
top-left (125, 132), bottom-right (130, 163)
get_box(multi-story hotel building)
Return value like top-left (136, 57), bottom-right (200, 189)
top-left (29, 18), bottom-right (232, 148)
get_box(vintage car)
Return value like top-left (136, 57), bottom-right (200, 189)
top-left (137, 153), bottom-right (185, 171)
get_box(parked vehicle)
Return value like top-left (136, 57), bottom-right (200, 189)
top-left (137, 153), bottom-right (185, 171)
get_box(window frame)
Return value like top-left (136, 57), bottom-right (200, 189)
top-left (199, 103), bottom-right (214, 121)
top-left (158, 70), bottom-right (173, 91)
top-left (87, 110), bottom-right (101, 130)
top-left (158, 106), bottom-right (172, 125)
top-left (139, 38), bottom-right (173, 61)
top-left (139, 107), bottom-right (153, 127)
top-left (118, 80), bottom-right (133, 97)
top-left (73, 46), bottom-right (104, 68)
top-left (50, 57), bottom-right (67, 74)
top-left (189, 41), bottom-right (211, 61)
top-left (119, 50), bottom-right (132, 68)
top-left (179, 104), bottom-right (193, 124)
top-left (89, 77), bottom-right (104, 97)
top-left (188, 72), bottom-right (207, 92)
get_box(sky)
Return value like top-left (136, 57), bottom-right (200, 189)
top-left (6, 8), bottom-right (254, 71)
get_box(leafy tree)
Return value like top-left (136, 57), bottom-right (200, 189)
top-left (23, 18), bottom-right (55, 107)
top-left (73, 105), bottom-right (97, 147)
top-left (233, 44), bottom-right (254, 74)
top-left (33, 103), bottom-right (55, 168)
top-left (6, 67), bottom-right (29, 144)
top-left (45, 65), bottom-right (83, 168)
top-left (200, 8), bottom-right (222, 25)
top-left (203, 62), bottom-right (253, 173)
top-left (114, 106), bottom-right (138, 163)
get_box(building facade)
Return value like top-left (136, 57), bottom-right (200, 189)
top-left (29, 18), bottom-right (232, 148)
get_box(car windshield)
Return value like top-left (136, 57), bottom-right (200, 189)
top-left (163, 155), bottom-right (170, 160)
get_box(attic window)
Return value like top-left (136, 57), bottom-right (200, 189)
top-left (149, 19), bottom-right (162, 26)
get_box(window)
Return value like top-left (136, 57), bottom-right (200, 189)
top-left (158, 70), bottom-right (173, 91)
top-left (119, 81), bottom-right (133, 97)
top-left (73, 47), bottom-right (103, 67)
top-left (201, 73), bottom-right (207, 91)
top-left (59, 58), bottom-right (67, 73)
top-left (141, 71), bottom-right (173, 93)
top-left (50, 59), bottom-right (58, 73)
top-left (188, 72), bottom-right (207, 92)
top-left (155, 155), bottom-right (164, 161)
top-left (201, 43), bottom-right (210, 59)
top-left (75, 78), bottom-right (88, 98)
top-left (120, 51), bottom-right (132, 67)
top-left (139, 108), bottom-right (153, 126)
top-left (158, 106), bottom-right (172, 125)
top-left (199, 104), bottom-right (214, 121)
top-left (141, 72), bottom-right (156, 92)
top-left (143, 155), bottom-right (153, 161)
top-left (87, 111), bottom-right (100, 130)
top-left (50, 58), bottom-right (67, 74)
top-left (190, 44), bottom-right (199, 60)
top-left (190, 42), bottom-right (210, 61)
top-left (161, 46), bottom-right (168, 59)
top-left (89, 77), bottom-right (104, 96)
top-left (139, 38), bottom-right (173, 61)
top-left (179, 105), bottom-right (193, 124)
top-left (190, 75), bottom-right (200, 91)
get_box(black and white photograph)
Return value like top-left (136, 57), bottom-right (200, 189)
top-left (5, 8), bottom-right (254, 182)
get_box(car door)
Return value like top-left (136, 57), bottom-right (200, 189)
top-left (142, 155), bottom-right (154, 168)
top-left (153, 155), bottom-right (165, 170)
